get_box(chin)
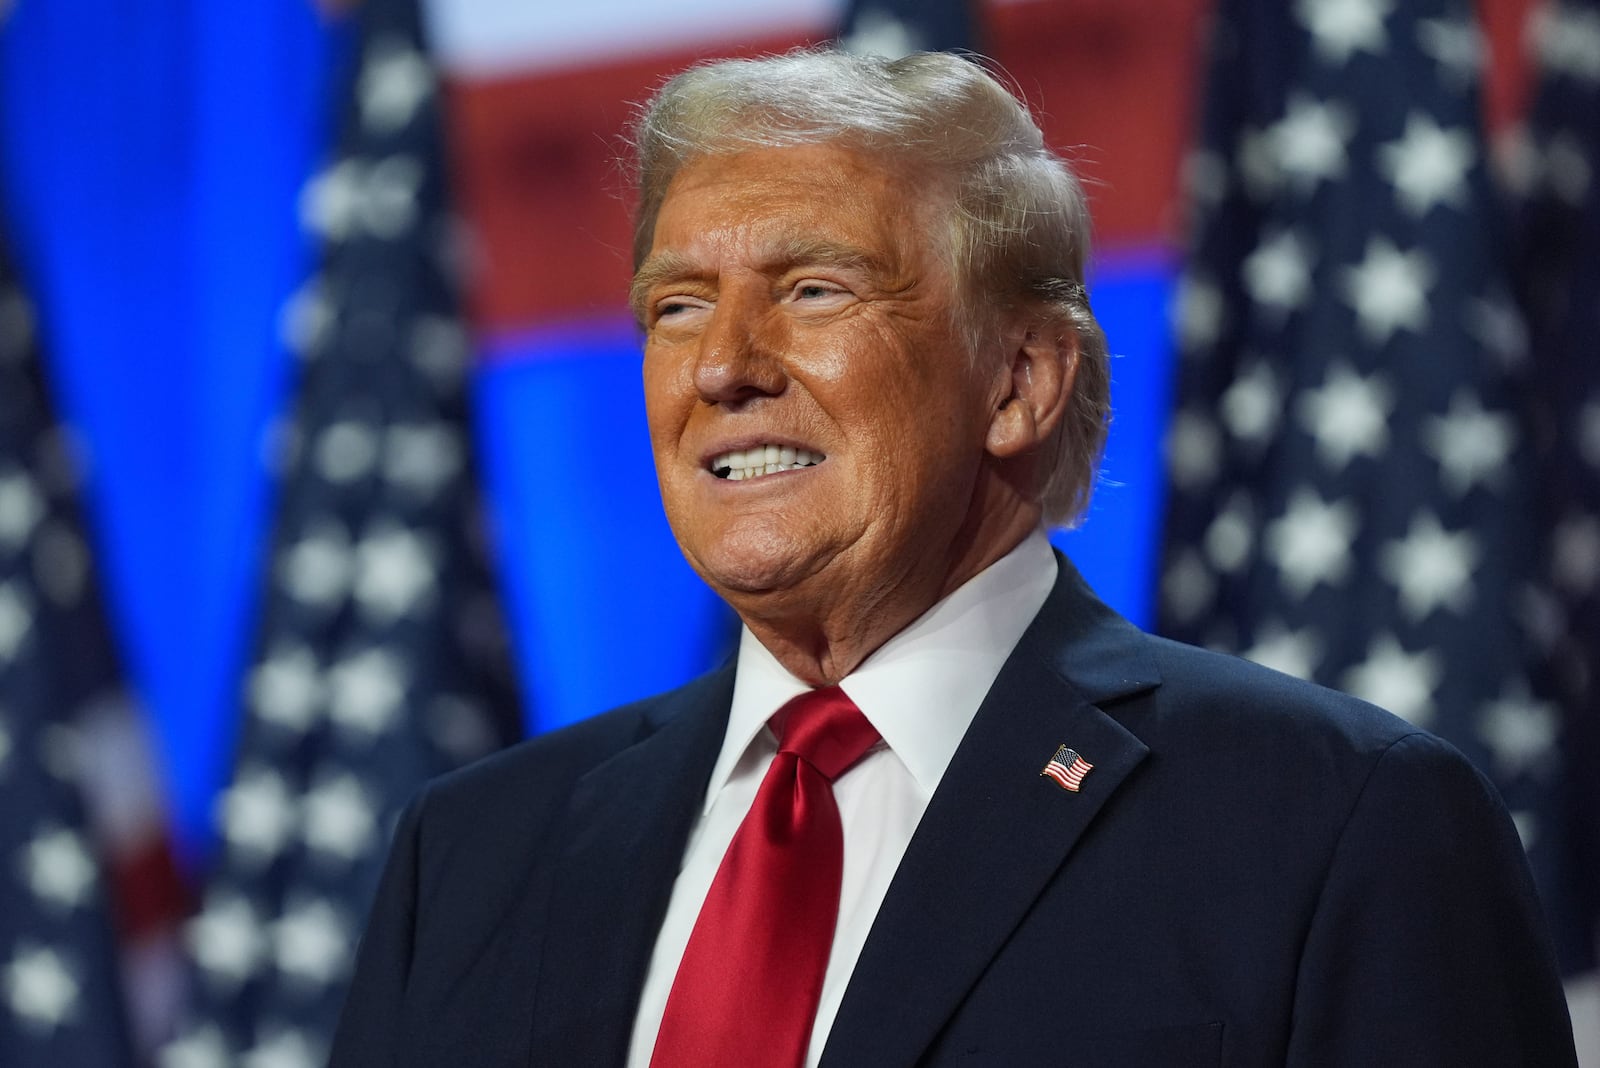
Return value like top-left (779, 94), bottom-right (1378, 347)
top-left (688, 530), bottom-right (836, 602)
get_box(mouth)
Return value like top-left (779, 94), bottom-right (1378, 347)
top-left (709, 444), bottom-right (825, 482)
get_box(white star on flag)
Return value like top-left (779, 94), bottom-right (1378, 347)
top-left (248, 644), bottom-right (325, 733)
top-left (300, 774), bottom-right (378, 862)
top-left (272, 900), bottom-right (352, 987)
top-left (1463, 294), bottom-right (1528, 368)
top-left (1271, 94), bottom-right (1355, 193)
top-left (1221, 361), bottom-right (1283, 444)
top-left (384, 422), bottom-right (463, 497)
top-left (1532, 2), bottom-right (1600, 84)
top-left (1552, 514), bottom-right (1600, 595)
top-left (1342, 634), bottom-right (1442, 724)
top-left (1378, 512), bottom-right (1480, 620)
top-left (1476, 686), bottom-right (1559, 779)
top-left (3, 944), bottom-right (79, 1031)
top-left (352, 522), bottom-right (438, 623)
top-left (1421, 391), bottom-right (1515, 495)
top-left (1236, 126), bottom-right (1281, 200)
top-left (1296, 361), bottom-right (1393, 469)
top-left (33, 520), bottom-right (88, 607)
top-left (217, 766), bottom-right (298, 863)
top-left (407, 314), bottom-right (469, 387)
top-left (21, 826), bottom-right (98, 910)
top-left (1264, 488), bottom-right (1359, 597)
top-left (839, 8), bottom-right (922, 59)
top-left (358, 38), bottom-right (434, 134)
top-left (358, 155), bottom-right (425, 240)
top-left (278, 277), bottom-right (334, 360)
top-left (1341, 237), bottom-right (1434, 342)
top-left (1416, 17), bottom-right (1483, 88)
top-left (0, 468), bottom-right (45, 551)
top-left (299, 160), bottom-right (366, 242)
top-left (1296, 0), bottom-right (1393, 64)
top-left (278, 518), bottom-right (354, 609)
top-left (314, 420), bottom-right (381, 485)
top-left (1203, 492), bottom-right (1255, 574)
top-left (161, 1023), bottom-right (233, 1068)
top-left (1378, 112), bottom-right (1475, 216)
top-left (188, 893), bottom-right (268, 989)
top-left (1243, 228), bottom-right (1315, 315)
top-left (1542, 133), bottom-right (1593, 207)
top-left (241, 1028), bottom-right (324, 1068)
top-left (1174, 273), bottom-right (1224, 351)
top-left (1161, 549), bottom-right (1216, 626)
top-left (1165, 409), bottom-right (1223, 490)
top-left (1241, 623), bottom-right (1323, 680)
top-left (325, 647), bottom-right (408, 737)
top-left (1183, 149), bottom-right (1228, 207)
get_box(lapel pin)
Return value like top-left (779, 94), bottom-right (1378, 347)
top-left (1041, 744), bottom-right (1093, 792)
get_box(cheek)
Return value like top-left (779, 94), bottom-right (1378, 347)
top-left (642, 348), bottom-right (687, 446)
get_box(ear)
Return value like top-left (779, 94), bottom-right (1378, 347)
top-left (985, 315), bottom-right (1078, 459)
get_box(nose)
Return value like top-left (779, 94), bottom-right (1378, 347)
top-left (693, 289), bottom-right (787, 407)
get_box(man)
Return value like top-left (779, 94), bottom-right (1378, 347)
top-left (331, 50), bottom-right (1576, 1066)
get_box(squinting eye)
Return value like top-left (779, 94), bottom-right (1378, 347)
top-left (655, 296), bottom-right (707, 320)
top-left (793, 282), bottom-right (843, 300)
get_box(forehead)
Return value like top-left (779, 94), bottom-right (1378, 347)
top-left (647, 142), bottom-right (944, 266)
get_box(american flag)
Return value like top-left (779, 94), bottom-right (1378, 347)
top-left (1041, 745), bottom-right (1093, 793)
top-left (1157, 0), bottom-right (1591, 970)
top-left (839, 0), bottom-right (981, 56)
top-left (0, 229), bottom-right (136, 1064)
top-left (1511, 0), bottom-right (1600, 973)
top-left (162, 0), bottom-right (523, 1062)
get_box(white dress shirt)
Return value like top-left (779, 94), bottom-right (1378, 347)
top-left (626, 531), bottom-right (1058, 1068)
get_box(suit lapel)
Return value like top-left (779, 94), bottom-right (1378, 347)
top-left (823, 558), bottom-right (1161, 1067)
top-left (528, 665), bottom-right (734, 1068)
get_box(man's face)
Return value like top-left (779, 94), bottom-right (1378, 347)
top-left (636, 142), bottom-right (1009, 614)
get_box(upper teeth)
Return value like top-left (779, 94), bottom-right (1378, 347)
top-left (712, 445), bottom-right (823, 481)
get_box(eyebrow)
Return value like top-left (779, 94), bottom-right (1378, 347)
top-left (629, 237), bottom-right (892, 321)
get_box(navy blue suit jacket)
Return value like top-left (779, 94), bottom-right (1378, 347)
top-left (331, 558), bottom-right (1576, 1066)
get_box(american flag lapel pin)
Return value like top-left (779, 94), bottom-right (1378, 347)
top-left (1041, 744), bottom-right (1093, 792)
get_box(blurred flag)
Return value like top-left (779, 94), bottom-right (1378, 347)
top-left (1512, 0), bottom-right (1600, 964)
top-left (164, 0), bottom-right (523, 1061)
top-left (1157, 0), bottom-right (1591, 971)
top-left (0, 233), bottom-right (137, 1065)
top-left (839, 0), bottom-right (980, 55)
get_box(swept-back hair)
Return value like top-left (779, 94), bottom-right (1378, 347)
top-left (628, 48), bottom-right (1110, 526)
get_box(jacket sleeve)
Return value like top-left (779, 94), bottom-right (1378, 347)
top-left (327, 791), bottom-right (427, 1067)
top-left (1286, 731), bottom-right (1577, 1065)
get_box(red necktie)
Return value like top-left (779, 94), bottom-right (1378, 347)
top-left (650, 686), bottom-right (880, 1068)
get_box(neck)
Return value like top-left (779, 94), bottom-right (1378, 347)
top-left (733, 504), bottom-right (1042, 687)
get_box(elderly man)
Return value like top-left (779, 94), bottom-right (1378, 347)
top-left (332, 50), bottom-right (1576, 1066)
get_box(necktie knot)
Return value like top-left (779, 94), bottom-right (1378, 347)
top-left (773, 686), bottom-right (879, 782)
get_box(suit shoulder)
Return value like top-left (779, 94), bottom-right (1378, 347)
top-left (1141, 634), bottom-right (1421, 743)
top-left (417, 665), bottom-right (731, 820)
top-left (1128, 634), bottom-right (1485, 802)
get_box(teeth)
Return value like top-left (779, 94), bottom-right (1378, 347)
top-left (711, 445), bottom-right (824, 481)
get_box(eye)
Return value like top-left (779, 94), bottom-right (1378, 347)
top-left (652, 294), bottom-right (712, 324)
top-left (787, 279), bottom-right (850, 304)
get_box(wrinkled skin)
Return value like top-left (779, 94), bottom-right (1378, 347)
top-left (636, 143), bottom-right (1075, 684)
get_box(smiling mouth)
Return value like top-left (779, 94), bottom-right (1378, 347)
top-left (710, 445), bottom-right (825, 481)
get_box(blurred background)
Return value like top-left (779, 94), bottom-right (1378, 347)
top-left (0, 0), bottom-right (1595, 1064)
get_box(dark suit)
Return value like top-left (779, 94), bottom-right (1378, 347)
top-left (331, 557), bottom-right (1576, 1066)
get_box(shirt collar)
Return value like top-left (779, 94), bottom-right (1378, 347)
top-left (705, 530), bottom-right (1059, 814)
